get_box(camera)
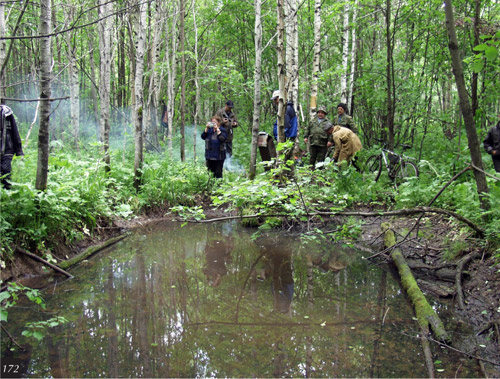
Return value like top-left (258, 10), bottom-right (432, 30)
top-left (207, 122), bottom-right (215, 128)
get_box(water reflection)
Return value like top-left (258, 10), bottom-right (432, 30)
top-left (1, 221), bottom-right (480, 378)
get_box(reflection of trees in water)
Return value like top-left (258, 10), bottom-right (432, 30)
top-left (3, 222), bottom-right (474, 378)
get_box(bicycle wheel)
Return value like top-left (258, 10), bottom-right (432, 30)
top-left (365, 155), bottom-right (382, 181)
top-left (393, 161), bottom-right (419, 187)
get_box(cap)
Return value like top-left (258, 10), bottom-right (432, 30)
top-left (271, 90), bottom-right (280, 100)
top-left (317, 106), bottom-right (328, 114)
top-left (322, 122), bottom-right (333, 132)
top-left (337, 103), bottom-right (348, 112)
top-left (226, 100), bottom-right (234, 108)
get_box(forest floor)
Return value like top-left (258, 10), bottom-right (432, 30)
top-left (3, 198), bottom-right (499, 376)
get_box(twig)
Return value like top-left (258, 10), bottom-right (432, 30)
top-left (471, 163), bottom-right (500, 181)
top-left (429, 337), bottom-right (500, 367)
top-left (1, 324), bottom-right (25, 351)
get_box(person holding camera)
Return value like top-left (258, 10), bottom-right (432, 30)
top-left (201, 115), bottom-right (228, 178)
top-left (216, 100), bottom-right (238, 157)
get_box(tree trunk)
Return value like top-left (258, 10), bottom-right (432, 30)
top-left (179, 0), bottom-right (186, 162)
top-left (249, 0), bottom-right (263, 180)
top-left (98, 0), bottom-right (112, 171)
top-left (444, 0), bottom-right (489, 211)
top-left (347, 0), bottom-right (359, 114)
top-left (276, 0), bottom-right (286, 144)
top-left (471, 0), bottom-right (481, 116)
top-left (340, 1), bottom-right (350, 104)
top-left (0, 1), bottom-right (6, 100)
top-left (385, 0), bottom-right (395, 150)
top-left (134, 0), bottom-right (146, 190)
top-left (192, 0), bottom-right (200, 162)
top-left (64, 7), bottom-right (79, 150)
top-left (309, 0), bottom-right (321, 121)
top-left (36, 0), bottom-right (52, 191)
top-left (166, 1), bottom-right (178, 155)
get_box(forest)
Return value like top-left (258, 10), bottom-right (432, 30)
top-left (1, 0), bottom-right (500, 377)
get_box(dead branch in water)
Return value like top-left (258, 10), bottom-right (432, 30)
top-left (455, 250), bottom-right (481, 309)
top-left (15, 247), bottom-right (73, 278)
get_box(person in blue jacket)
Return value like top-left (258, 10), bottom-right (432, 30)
top-left (271, 90), bottom-right (298, 141)
top-left (201, 115), bottom-right (228, 179)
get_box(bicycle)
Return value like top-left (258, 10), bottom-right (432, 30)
top-left (365, 140), bottom-right (419, 187)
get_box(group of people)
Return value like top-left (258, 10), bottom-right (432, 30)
top-left (303, 103), bottom-right (361, 169)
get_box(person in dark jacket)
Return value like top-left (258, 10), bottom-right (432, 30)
top-left (335, 103), bottom-right (357, 134)
top-left (483, 113), bottom-right (500, 173)
top-left (271, 90), bottom-right (298, 141)
top-left (216, 100), bottom-right (238, 157)
top-left (0, 105), bottom-right (24, 189)
top-left (201, 115), bottom-right (228, 179)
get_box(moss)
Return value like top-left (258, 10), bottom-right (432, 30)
top-left (384, 225), bottom-right (451, 343)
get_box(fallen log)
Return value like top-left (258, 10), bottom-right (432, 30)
top-left (58, 234), bottom-right (128, 270)
top-left (15, 247), bottom-right (73, 278)
top-left (382, 223), bottom-right (451, 344)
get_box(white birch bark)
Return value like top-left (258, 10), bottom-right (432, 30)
top-left (166, 1), bottom-right (179, 155)
top-left (276, 0), bottom-right (286, 144)
top-left (309, 0), bottom-right (322, 121)
top-left (249, 0), bottom-right (262, 179)
top-left (192, 0), bottom-right (200, 161)
top-left (98, 0), bottom-right (112, 169)
top-left (36, 0), bottom-right (52, 191)
top-left (347, 0), bottom-right (358, 113)
top-left (64, 3), bottom-right (80, 149)
top-left (285, 0), bottom-right (298, 105)
top-left (340, 1), bottom-right (350, 104)
top-left (134, 0), bottom-right (146, 189)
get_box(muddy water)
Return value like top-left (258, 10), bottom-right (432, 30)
top-left (2, 221), bottom-right (479, 377)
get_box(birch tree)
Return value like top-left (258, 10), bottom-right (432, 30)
top-left (285, 0), bottom-right (298, 105)
top-left (347, 0), bottom-right (359, 114)
top-left (134, 0), bottom-right (147, 189)
top-left (309, 0), bottom-right (322, 121)
top-left (36, 0), bottom-right (52, 191)
top-left (179, 0), bottom-right (186, 162)
top-left (276, 0), bottom-right (286, 144)
top-left (145, 0), bottom-right (163, 151)
top-left (64, 4), bottom-right (79, 149)
top-left (444, 0), bottom-right (489, 211)
top-left (340, 1), bottom-right (350, 104)
top-left (98, 0), bottom-right (113, 170)
top-left (249, 0), bottom-right (262, 180)
top-left (166, 1), bottom-right (179, 155)
top-left (192, 0), bottom-right (200, 161)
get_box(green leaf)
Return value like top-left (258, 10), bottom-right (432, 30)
top-left (473, 43), bottom-right (487, 52)
top-left (472, 59), bottom-right (484, 73)
top-left (0, 309), bottom-right (8, 322)
top-left (33, 331), bottom-right (44, 341)
top-left (485, 45), bottom-right (498, 62)
top-left (0, 292), bottom-right (11, 302)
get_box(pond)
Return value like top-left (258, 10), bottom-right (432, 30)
top-left (1, 221), bottom-right (480, 377)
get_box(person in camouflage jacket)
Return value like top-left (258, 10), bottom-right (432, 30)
top-left (304, 106), bottom-right (332, 168)
top-left (334, 103), bottom-right (357, 134)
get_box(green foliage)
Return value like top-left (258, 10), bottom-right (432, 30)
top-left (1, 281), bottom-right (66, 344)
